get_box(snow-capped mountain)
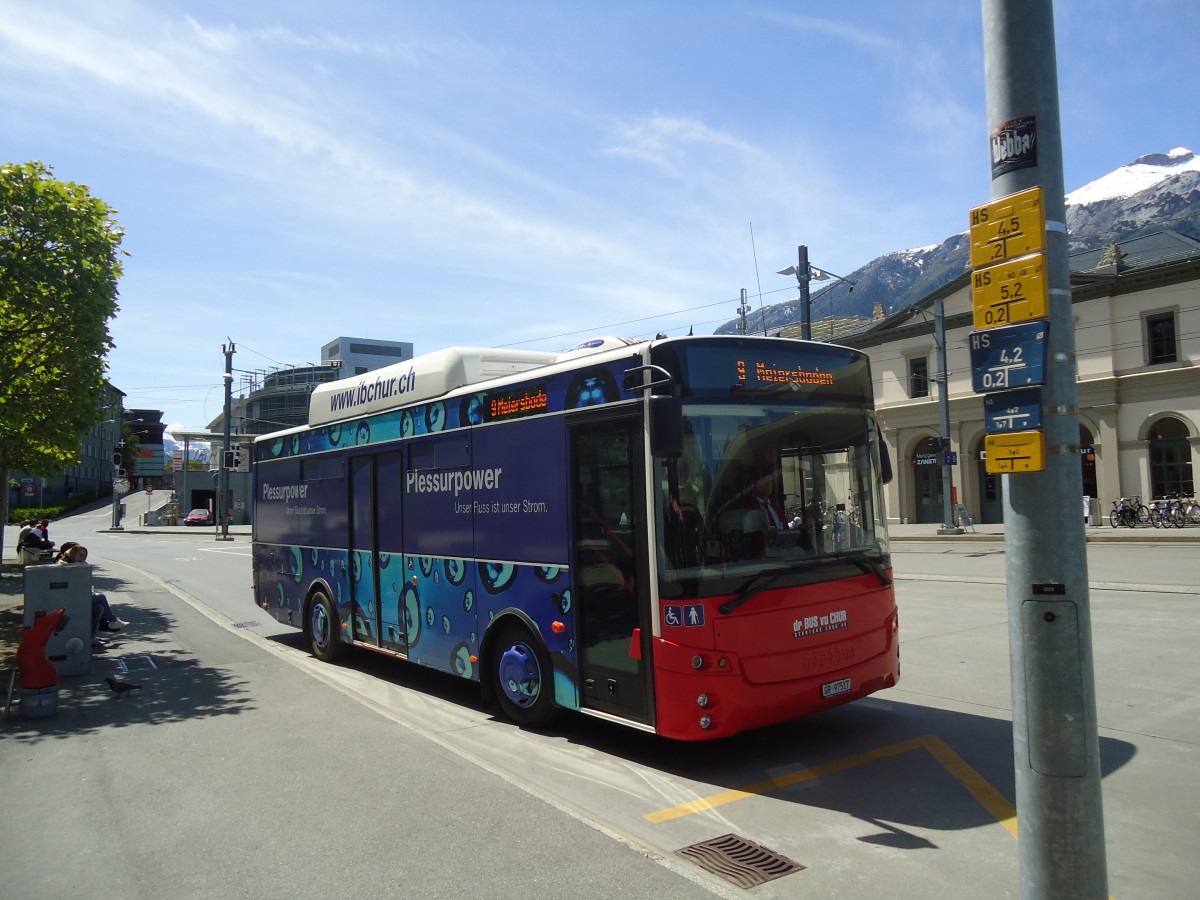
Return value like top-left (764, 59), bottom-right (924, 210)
top-left (718, 148), bottom-right (1200, 334)
top-left (1066, 148), bottom-right (1200, 252)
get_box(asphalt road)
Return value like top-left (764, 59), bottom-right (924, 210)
top-left (3, 507), bottom-right (1197, 898)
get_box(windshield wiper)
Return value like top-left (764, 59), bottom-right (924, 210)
top-left (718, 553), bottom-right (891, 615)
top-left (719, 562), bottom-right (820, 615)
top-left (832, 551), bottom-right (892, 586)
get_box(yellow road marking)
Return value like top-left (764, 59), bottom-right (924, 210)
top-left (644, 733), bottom-right (1018, 838)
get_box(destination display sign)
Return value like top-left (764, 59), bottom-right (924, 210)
top-left (984, 430), bottom-right (1046, 474)
top-left (969, 320), bottom-right (1048, 392)
top-left (971, 252), bottom-right (1049, 329)
top-left (969, 186), bottom-right (1046, 268)
top-left (984, 387), bottom-right (1043, 434)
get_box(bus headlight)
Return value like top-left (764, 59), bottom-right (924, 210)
top-left (697, 693), bottom-right (710, 708)
top-left (699, 715), bottom-right (713, 730)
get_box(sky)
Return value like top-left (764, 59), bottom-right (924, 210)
top-left (3, 0), bottom-right (1197, 434)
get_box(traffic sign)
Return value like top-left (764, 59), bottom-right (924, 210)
top-left (984, 430), bottom-right (1045, 474)
top-left (971, 252), bottom-right (1049, 329)
top-left (984, 387), bottom-right (1043, 434)
top-left (969, 320), bottom-right (1048, 392)
top-left (969, 185), bottom-right (1046, 267)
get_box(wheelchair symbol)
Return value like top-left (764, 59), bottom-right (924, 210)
top-left (664, 605), bottom-right (682, 627)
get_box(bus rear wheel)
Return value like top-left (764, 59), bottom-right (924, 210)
top-left (307, 589), bottom-right (349, 663)
top-left (492, 623), bottom-right (556, 727)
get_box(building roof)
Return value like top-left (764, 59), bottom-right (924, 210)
top-left (1069, 230), bottom-right (1200, 274)
top-left (841, 229), bottom-right (1200, 349)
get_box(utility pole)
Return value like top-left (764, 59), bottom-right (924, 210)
top-left (980, 2), bottom-right (1107, 897)
top-left (218, 341), bottom-right (235, 542)
top-left (737, 288), bottom-right (751, 334)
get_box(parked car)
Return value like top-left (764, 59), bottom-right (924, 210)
top-left (185, 508), bottom-right (213, 526)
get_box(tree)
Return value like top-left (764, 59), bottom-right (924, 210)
top-left (0, 161), bottom-right (125, 538)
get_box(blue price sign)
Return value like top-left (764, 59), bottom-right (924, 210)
top-left (969, 321), bottom-right (1048, 393)
top-left (984, 387), bottom-right (1043, 434)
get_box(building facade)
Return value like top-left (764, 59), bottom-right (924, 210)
top-left (321, 336), bottom-right (414, 376)
top-left (6, 382), bottom-right (127, 511)
top-left (125, 408), bottom-right (168, 489)
top-left (843, 231), bottom-right (1200, 525)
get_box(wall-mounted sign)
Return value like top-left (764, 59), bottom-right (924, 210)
top-left (970, 254), bottom-right (1050, 330)
top-left (984, 387), bottom-right (1044, 434)
top-left (969, 320), bottom-right (1048, 391)
top-left (984, 430), bottom-right (1046, 474)
top-left (969, 186), bottom-right (1046, 268)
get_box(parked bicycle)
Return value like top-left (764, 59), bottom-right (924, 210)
top-left (1183, 496), bottom-right (1200, 525)
top-left (1149, 493), bottom-right (1199, 528)
top-left (1148, 496), bottom-right (1178, 528)
top-left (1109, 495), bottom-right (1149, 528)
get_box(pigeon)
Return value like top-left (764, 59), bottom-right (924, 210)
top-left (104, 675), bottom-right (142, 698)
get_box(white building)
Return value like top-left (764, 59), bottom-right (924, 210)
top-left (842, 231), bottom-right (1200, 525)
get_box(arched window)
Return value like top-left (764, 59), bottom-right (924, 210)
top-left (1148, 417), bottom-right (1193, 498)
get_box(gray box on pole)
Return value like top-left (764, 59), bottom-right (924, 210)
top-left (23, 564), bottom-right (93, 677)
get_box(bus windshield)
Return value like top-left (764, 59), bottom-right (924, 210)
top-left (655, 401), bottom-right (889, 599)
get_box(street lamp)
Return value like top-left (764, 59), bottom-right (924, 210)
top-left (915, 300), bottom-right (964, 536)
top-left (106, 425), bottom-right (124, 530)
top-left (777, 245), bottom-right (856, 340)
top-left (934, 297), bottom-right (964, 535)
top-left (102, 413), bottom-right (134, 530)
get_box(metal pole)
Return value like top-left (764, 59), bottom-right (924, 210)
top-left (981, 2), bottom-right (1107, 897)
top-left (935, 298), bottom-right (962, 534)
top-left (797, 245), bottom-right (812, 340)
top-left (219, 342), bottom-right (235, 541)
top-left (181, 437), bottom-right (190, 520)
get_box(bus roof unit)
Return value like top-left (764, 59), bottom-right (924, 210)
top-left (308, 346), bottom-right (558, 427)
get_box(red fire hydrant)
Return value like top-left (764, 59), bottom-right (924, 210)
top-left (17, 606), bottom-right (69, 690)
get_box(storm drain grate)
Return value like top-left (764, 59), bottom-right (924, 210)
top-left (231, 621), bottom-right (261, 629)
top-left (675, 833), bottom-right (804, 888)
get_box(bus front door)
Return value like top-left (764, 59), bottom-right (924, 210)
top-left (570, 413), bottom-right (652, 725)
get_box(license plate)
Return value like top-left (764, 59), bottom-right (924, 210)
top-left (821, 677), bottom-right (852, 698)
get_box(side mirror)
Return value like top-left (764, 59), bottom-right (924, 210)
top-left (649, 395), bottom-right (683, 458)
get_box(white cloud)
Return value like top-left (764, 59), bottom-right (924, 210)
top-left (603, 113), bottom-right (764, 175)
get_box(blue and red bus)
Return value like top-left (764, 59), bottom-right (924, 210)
top-left (251, 334), bottom-right (898, 740)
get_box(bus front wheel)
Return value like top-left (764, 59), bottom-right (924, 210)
top-left (307, 589), bottom-right (349, 663)
top-left (491, 623), bottom-right (556, 727)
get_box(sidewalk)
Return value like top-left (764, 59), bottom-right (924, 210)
top-left (1, 561), bottom-right (709, 899)
top-left (101, 519), bottom-right (1200, 542)
top-left (886, 520), bottom-right (1200, 542)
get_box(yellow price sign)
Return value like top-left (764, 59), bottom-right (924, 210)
top-left (971, 252), bottom-right (1049, 330)
top-left (985, 430), bottom-right (1045, 474)
top-left (969, 186), bottom-right (1046, 268)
